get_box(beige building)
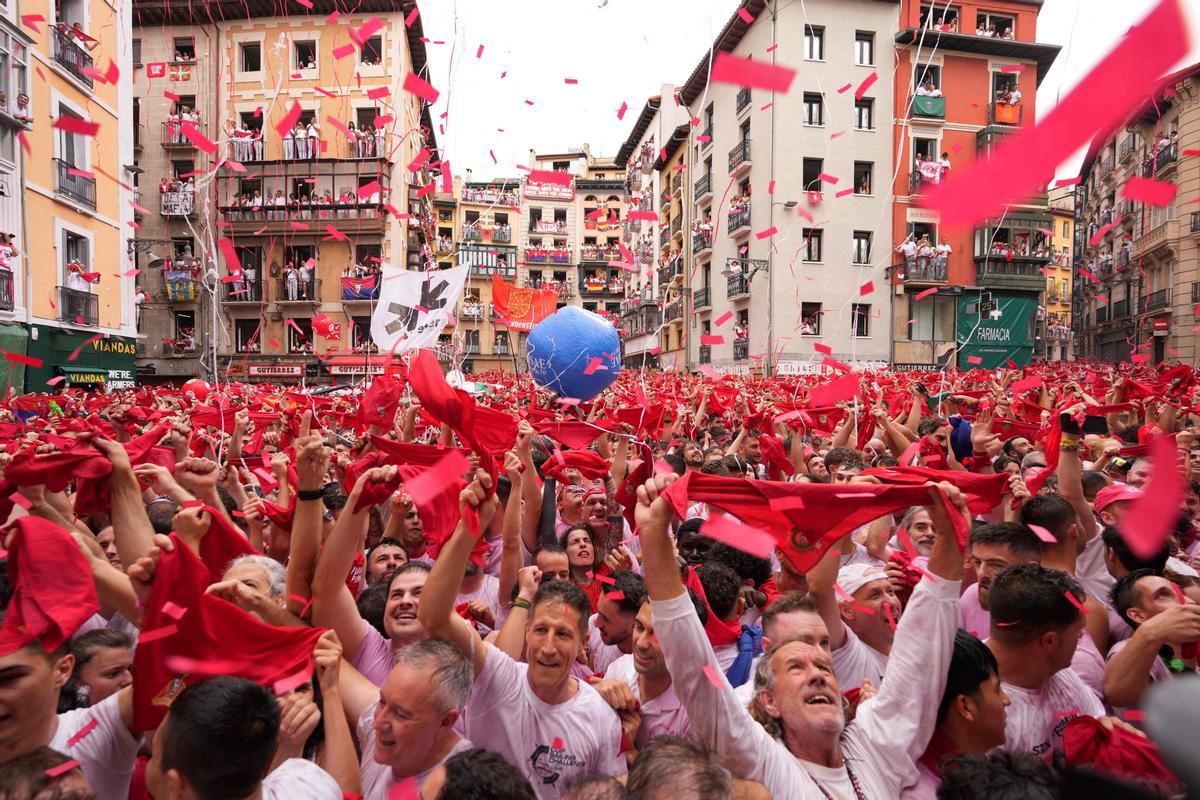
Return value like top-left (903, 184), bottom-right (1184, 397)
top-left (1042, 186), bottom-right (1074, 361)
top-left (131, 0), bottom-right (439, 385)
top-left (679, 0), bottom-right (898, 375)
top-left (1074, 63), bottom-right (1199, 364)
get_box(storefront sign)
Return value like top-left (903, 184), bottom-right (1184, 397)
top-left (906, 207), bottom-right (942, 224)
top-left (106, 369), bottom-right (135, 390)
top-left (776, 360), bottom-right (889, 375)
top-left (248, 364), bottom-right (303, 377)
top-left (1153, 318), bottom-right (1170, 336)
top-left (956, 294), bottom-right (1037, 369)
top-left (329, 364), bottom-right (384, 375)
top-left (892, 363), bottom-right (942, 372)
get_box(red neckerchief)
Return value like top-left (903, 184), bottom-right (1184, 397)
top-left (918, 729), bottom-right (960, 778)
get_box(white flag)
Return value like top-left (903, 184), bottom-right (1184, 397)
top-left (371, 265), bottom-right (469, 353)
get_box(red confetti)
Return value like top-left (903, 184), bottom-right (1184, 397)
top-left (836, 83), bottom-right (852, 94)
top-left (1121, 176), bottom-right (1177, 207)
top-left (66, 720), bottom-right (98, 746)
top-left (274, 102), bottom-right (302, 138)
top-left (702, 664), bottom-right (725, 689)
top-left (700, 335), bottom-right (725, 346)
top-left (859, 280), bottom-right (875, 296)
top-left (715, 311), bottom-right (733, 326)
top-left (476, 44), bottom-right (484, 59)
top-left (756, 226), bottom-right (778, 239)
top-left (44, 760), bottom-right (81, 778)
top-left (583, 357), bottom-right (604, 375)
top-left (915, 287), bottom-right (938, 301)
top-left (67, 334), bottom-right (104, 363)
top-left (1064, 591), bottom-right (1089, 616)
top-left (701, 514), bottom-right (775, 559)
top-left (966, 356), bottom-right (983, 365)
top-left (402, 72), bottom-right (439, 104)
top-left (737, 7), bottom-right (755, 23)
top-left (137, 624), bottom-right (179, 644)
top-left (710, 51), bottom-right (795, 92)
top-left (52, 116), bottom-right (99, 136)
top-left (854, 71), bottom-right (878, 100)
top-left (4, 352), bottom-right (42, 368)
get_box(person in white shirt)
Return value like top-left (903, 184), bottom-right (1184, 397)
top-left (809, 553), bottom-right (900, 692)
top-left (325, 636), bottom-right (476, 799)
top-left (898, 236), bottom-right (918, 262)
top-left (732, 592), bottom-right (832, 709)
top-left (636, 472), bottom-right (971, 799)
top-left (985, 564), bottom-right (1111, 759)
top-left (419, 471), bottom-right (626, 799)
top-left (144, 675), bottom-right (342, 800)
top-left (587, 571), bottom-right (646, 675)
top-left (1008, 86), bottom-right (1022, 104)
top-left (959, 522), bottom-right (1041, 638)
top-left (1103, 569), bottom-right (1200, 709)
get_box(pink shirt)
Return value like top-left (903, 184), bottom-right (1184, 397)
top-left (352, 623), bottom-right (396, 687)
top-left (604, 654), bottom-right (693, 749)
top-left (50, 694), bottom-right (140, 800)
top-left (1001, 669), bottom-right (1104, 760)
top-left (958, 582), bottom-right (990, 639)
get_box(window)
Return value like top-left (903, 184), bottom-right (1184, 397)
top-left (174, 95), bottom-right (196, 115)
top-left (804, 26), bottom-right (824, 60)
top-left (171, 160), bottom-right (193, 180)
top-left (802, 229), bottom-right (823, 262)
top-left (360, 36), bottom-right (382, 65)
top-left (704, 104), bottom-right (714, 135)
top-left (174, 310), bottom-right (195, 338)
top-left (853, 231), bottom-right (872, 264)
top-left (605, 302), bottom-right (620, 316)
top-left (978, 12), bottom-right (1015, 38)
top-left (915, 64), bottom-right (941, 92)
top-left (852, 304), bottom-right (871, 337)
top-left (855, 32), bottom-right (874, 65)
top-left (465, 210), bottom-right (480, 225)
top-left (910, 295), bottom-right (955, 341)
top-left (288, 317), bottom-right (313, 353)
top-left (801, 302), bottom-right (822, 335)
top-left (552, 160), bottom-right (570, 172)
top-left (1062, 221), bottom-right (1069, 237)
top-left (553, 208), bottom-right (567, 224)
top-left (132, 38), bottom-right (141, 65)
top-left (802, 158), bottom-right (823, 194)
top-left (739, 121), bottom-right (750, 143)
top-left (173, 37), bottom-right (195, 60)
top-left (238, 111), bottom-right (261, 132)
top-left (919, 4), bottom-right (959, 31)
top-left (56, 105), bottom-right (87, 167)
top-left (172, 237), bottom-right (194, 259)
top-left (803, 93), bottom-right (824, 126)
top-left (352, 317), bottom-right (372, 349)
top-left (235, 319), bottom-right (260, 352)
top-left (854, 162), bottom-right (873, 194)
top-left (240, 42), bottom-right (261, 72)
top-left (855, 99), bottom-right (874, 130)
top-left (294, 39), bottom-right (316, 70)
top-left (62, 230), bottom-right (89, 273)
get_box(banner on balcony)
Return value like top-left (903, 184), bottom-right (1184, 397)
top-left (370, 265), bottom-right (469, 353)
top-left (342, 274), bottom-right (377, 300)
top-left (491, 275), bottom-right (558, 333)
top-left (956, 294), bottom-right (1038, 369)
top-left (147, 62), bottom-right (167, 79)
top-left (165, 270), bottom-right (197, 302)
top-left (169, 64), bottom-right (193, 81)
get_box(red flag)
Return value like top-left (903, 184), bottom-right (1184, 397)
top-left (491, 275), bottom-right (558, 332)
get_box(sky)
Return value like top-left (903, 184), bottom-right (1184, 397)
top-left (420, 0), bottom-right (1200, 181)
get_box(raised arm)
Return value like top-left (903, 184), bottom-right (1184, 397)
top-left (416, 470), bottom-right (499, 677)
top-left (311, 467), bottom-right (395, 661)
top-left (805, 535), bottom-right (850, 651)
top-left (312, 630), bottom-right (363, 796)
top-left (498, 451), bottom-right (525, 607)
top-left (284, 412), bottom-right (329, 617)
top-left (516, 421), bottom-right (543, 554)
top-left (95, 437), bottom-right (157, 568)
top-left (1056, 406), bottom-right (1098, 544)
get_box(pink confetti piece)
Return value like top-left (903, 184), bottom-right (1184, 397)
top-left (756, 226), bottom-right (778, 239)
top-left (710, 51), bottom-right (796, 92)
top-left (808, 372), bottom-right (859, 406)
top-left (700, 335), bottom-right (725, 346)
top-left (356, 180), bottom-right (382, 199)
top-left (836, 82), bottom-right (853, 94)
top-left (768, 179), bottom-right (776, 194)
top-left (583, 357), bottom-right (604, 375)
top-left (737, 7), bottom-right (755, 23)
top-left (404, 6), bottom-right (419, 26)
top-left (67, 334), bottom-right (104, 363)
top-left (9, 490), bottom-right (30, 510)
top-left (702, 664), bottom-right (725, 689)
top-left (822, 357), bottom-right (851, 372)
top-left (1089, 221), bottom-right (1116, 246)
top-left (813, 342), bottom-right (832, 355)
top-left (274, 102), bottom-right (302, 138)
top-left (1029, 524), bottom-right (1057, 544)
top-left (350, 16), bottom-right (384, 47)
top-left (564, 77), bottom-right (578, 85)
top-left (859, 280), bottom-right (874, 296)
top-left (476, 44), bottom-right (484, 58)
top-left (273, 667), bottom-right (312, 696)
top-left (1121, 176), bottom-right (1177, 207)
top-left (966, 356), bottom-right (983, 365)
top-left (715, 311), bottom-right (733, 326)
top-left (218, 239), bottom-right (242, 275)
top-left (180, 122), bottom-right (216, 155)
top-left (17, 131), bottom-right (29, 156)
top-left (926, 0), bottom-right (1186, 228)
top-left (161, 601), bottom-right (187, 621)
top-left (530, 169), bottom-right (572, 187)
top-left (628, 210), bottom-right (659, 222)
top-left (1000, 64), bottom-right (1025, 73)
top-left (818, 172), bottom-right (840, 185)
top-left (702, 513), bottom-right (775, 559)
top-left (20, 13), bottom-right (43, 33)
top-left (403, 72), bottom-right (439, 104)
top-left (367, 85), bottom-right (391, 101)
top-left (1064, 591), bottom-right (1089, 615)
top-left (138, 624), bottom-right (179, 644)
top-left (44, 760), bottom-right (81, 778)
top-left (915, 287), bottom-right (938, 301)
top-left (52, 115), bottom-right (99, 136)
top-left (332, 42), bottom-right (356, 60)
top-left (66, 720), bottom-right (98, 746)
top-left (835, 188), bottom-right (854, 198)
top-left (1122, 435), bottom-right (1186, 559)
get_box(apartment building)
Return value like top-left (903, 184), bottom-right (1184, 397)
top-left (1042, 186), bottom-right (1074, 361)
top-left (681, 0), bottom-right (898, 375)
top-left (889, 0), bottom-right (1059, 370)
top-left (450, 174), bottom-right (520, 372)
top-left (1074, 64), bottom-right (1199, 364)
top-left (521, 146), bottom-right (626, 321)
top-left (19, 0), bottom-right (136, 391)
top-left (130, 0), bottom-right (438, 385)
top-left (616, 91), bottom-right (690, 370)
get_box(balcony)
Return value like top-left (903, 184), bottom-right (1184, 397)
top-left (1119, 137), bottom-right (1138, 161)
top-left (463, 228), bottom-right (482, 242)
top-left (694, 174), bottom-right (712, 205)
top-left (728, 140), bottom-right (752, 175)
top-left (727, 273), bottom-right (750, 299)
top-left (52, 27), bottom-right (94, 89)
top-left (733, 339), bottom-right (749, 361)
top-left (165, 268), bottom-right (200, 303)
top-left (468, 264), bottom-right (516, 279)
top-left (580, 244), bottom-right (621, 263)
top-left (911, 95), bottom-right (945, 119)
top-left (54, 159), bottom-right (96, 210)
top-left (671, 214), bottom-right (683, 238)
top-left (163, 339), bottom-right (197, 357)
top-left (162, 120), bottom-right (203, 150)
top-left (460, 188), bottom-right (521, 208)
top-left (658, 260), bottom-right (681, 287)
top-left (659, 226), bottom-right (670, 247)
top-left (1112, 298), bottom-right (1130, 319)
top-left (728, 205), bottom-right (751, 234)
top-left (219, 203), bottom-right (386, 236)
top-left (694, 230), bottom-right (713, 256)
top-left (900, 255), bottom-right (948, 283)
top-left (0, 270), bottom-right (12, 311)
top-left (694, 286), bottom-right (711, 310)
top-left (987, 102), bottom-right (1023, 126)
top-left (579, 275), bottom-right (623, 297)
top-left (524, 247), bottom-right (570, 265)
top-left (58, 286), bottom-right (98, 326)
top-left (224, 275), bottom-right (263, 303)
top-left (664, 299), bottom-right (683, 322)
top-left (736, 87), bottom-right (751, 113)
top-left (493, 227), bottom-right (512, 243)
top-left (161, 191), bottom-right (195, 217)
top-left (530, 220), bottom-right (569, 235)
top-left (1099, 154), bottom-right (1116, 177)
top-left (1143, 143), bottom-right (1178, 177)
top-left (699, 344), bottom-right (712, 364)
top-left (974, 256), bottom-right (1049, 292)
top-left (1145, 288), bottom-right (1172, 312)
top-left (275, 276), bottom-right (320, 304)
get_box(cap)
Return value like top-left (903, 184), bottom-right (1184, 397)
top-left (1094, 483), bottom-right (1144, 514)
top-left (836, 563), bottom-right (889, 598)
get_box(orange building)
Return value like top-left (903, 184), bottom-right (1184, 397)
top-left (889, 0), bottom-right (1059, 369)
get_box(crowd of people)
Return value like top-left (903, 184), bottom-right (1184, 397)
top-left (461, 186), bottom-right (521, 208)
top-left (0, 360), bottom-right (1199, 800)
top-left (224, 188), bottom-right (382, 221)
top-left (283, 120), bottom-right (323, 160)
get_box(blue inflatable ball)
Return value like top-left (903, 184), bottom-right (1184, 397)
top-left (527, 306), bottom-right (622, 400)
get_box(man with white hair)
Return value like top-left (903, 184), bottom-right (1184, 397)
top-left (808, 551), bottom-right (902, 690)
top-left (322, 636), bottom-right (475, 798)
top-left (206, 554), bottom-right (296, 626)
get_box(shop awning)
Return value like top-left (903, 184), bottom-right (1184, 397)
top-left (56, 365), bottom-right (108, 386)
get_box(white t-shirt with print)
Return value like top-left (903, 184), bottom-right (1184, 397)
top-left (50, 693), bottom-right (140, 800)
top-left (604, 654), bottom-right (692, 749)
top-left (464, 644), bottom-right (626, 799)
top-left (357, 701), bottom-right (474, 799)
top-left (832, 624), bottom-right (889, 692)
top-left (1001, 668), bottom-right (1105, 760)
top-left (262, 758), bottom-right (342, 800)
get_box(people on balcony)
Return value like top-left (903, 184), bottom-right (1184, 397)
top-left (896, 235), bottom-right (917, 264)
top-left (733, 322), bottom-right (748, 341)
top-left (995, 85), bottom-right (1022, 106)
top-left (13, 93), bottom-right (31, 125)
top-left (916, 77), bottom-right (943, 98)
top-left (243, 261), bottom-right (258, 301)
top-left (0, 232), bottom-right (19, 273)
top-left (729, 193), bottom-right (750, 216)
top-left (936, 237), bottom-right (952, 266)
top-left (65, 258), bottom-right (92, 292)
